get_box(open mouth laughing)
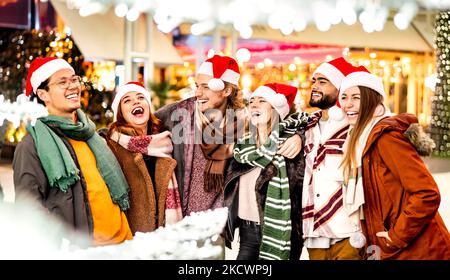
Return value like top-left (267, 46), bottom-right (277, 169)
top-left (131, 106), bottom-right (144, 116)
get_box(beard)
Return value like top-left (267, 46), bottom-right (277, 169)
top-left (309, 91), bottom-right (337, 110)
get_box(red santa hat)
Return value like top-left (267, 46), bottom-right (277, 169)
top-left (250, 83), bottom-right (297, 119)
top-left (197, 54), bottom-right (240, 91)
top-left (338, 65), bottom-right (386, 106)
top-left (313, 57), bottom-right (355, 89)
top-left (26, 57), bottom-right (74, 96)
top-left (112, 81), bottom-right (151, 120)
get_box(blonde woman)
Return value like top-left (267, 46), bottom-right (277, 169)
top-left (224, 83), bottom-right (308, 260)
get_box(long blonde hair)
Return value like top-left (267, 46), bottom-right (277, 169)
top-left (341, 86), bottom-right (384, 182)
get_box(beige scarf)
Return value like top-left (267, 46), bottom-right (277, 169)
top-left (343, 104), bottom-right (392, 215)
top-left (195, 104), bottom-right (243, 193)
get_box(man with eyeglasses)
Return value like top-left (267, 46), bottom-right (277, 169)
top-left (13, 57), bottom-right (133, 247)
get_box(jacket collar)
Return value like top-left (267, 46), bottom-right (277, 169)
top-left (363, 113), bottom-right (420, 157)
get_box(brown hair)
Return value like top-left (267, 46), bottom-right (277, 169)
top-left (225, 82), bottom-right (245, 110)
top-left (107, 102), bottom-right (162, 138)
top-left (341, 86), bottom-right (384, 183)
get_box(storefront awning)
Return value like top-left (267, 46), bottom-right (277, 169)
top-left (175, 14), bottom-right (434, 54)
top-left (50, 0), bottom-right (183, 65)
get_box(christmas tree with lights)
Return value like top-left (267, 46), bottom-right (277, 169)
top-left (431, 12), bottom-right (450, 157)
top-left (0, 29), bottom-right (85, 101)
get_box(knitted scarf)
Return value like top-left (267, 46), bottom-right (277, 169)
top-left (109, 128), bottom-right (183, 224)
top-left (343, 104), bottom-right (391, 215)
top-left (26, 109), bottom-right (130, 210)
top-left (233, 112), bottom-right (308, 260)
top-left (197, 106), bottom-right (242, 193)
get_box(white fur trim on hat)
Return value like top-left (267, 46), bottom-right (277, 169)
top-left (313, 62), bottom-right (345, 89)
top-left (197, 61), bottom-right (240, 86)
top-left (251, 86), bottom-right (289, 119)
top-left (339, 72), bottom-right (386, 105)
top-left (112, 84), bottom-right (151, 121)
top-left (30, 59), bottom-right (74, 93)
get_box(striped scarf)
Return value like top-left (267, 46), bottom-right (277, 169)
top-left (233, 112), bottom-right (308, 260)
top-left (303, 123), bottom-right (349, 235)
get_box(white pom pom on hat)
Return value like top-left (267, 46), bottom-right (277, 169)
top-left (328, 105), bottom-right (345, 121)
top-left (349, 232), bottom-right (367, 249)
top-left (207, 78), bottom-right (225, 91)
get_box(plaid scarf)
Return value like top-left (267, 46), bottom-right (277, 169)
top-left (233, 112), bottom-right (308, 260)
top-left (26, 109), bottom-right (130, 210)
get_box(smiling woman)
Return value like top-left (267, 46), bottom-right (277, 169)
top-left (105, 81), bottom-right (182, 235)
top-left (339, 68), bottom-right (450, 260)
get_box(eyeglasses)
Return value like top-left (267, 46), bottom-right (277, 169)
top-left (48, 75), bottom-right (82, 90)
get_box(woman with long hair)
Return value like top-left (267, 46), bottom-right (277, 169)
top-left (106, 82), bottom-right (182, 235)
top-left (223, 83), bottom-right (308, 260)
top-left (339, 68), bottom-right (450, 260)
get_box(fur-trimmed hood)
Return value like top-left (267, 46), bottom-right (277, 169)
top-left (360, 113), bottom-right (450, 260)
top-left (364, 113), bottom-right (435, 157)
top-left (404, 123), bottom-right (435, 156)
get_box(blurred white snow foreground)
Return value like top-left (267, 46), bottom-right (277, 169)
top-left (0, 198), bottom-right (80, 260)
top-left (0, 198), bottom-right (228, 260)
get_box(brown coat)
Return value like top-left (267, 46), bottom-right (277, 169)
top-left (362, 113), bottom-right (450, 260)
top-left (106, 136), bottom-right (177, 235)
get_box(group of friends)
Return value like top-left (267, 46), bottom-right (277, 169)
top-left (11, 54), bottom-right (450, 260)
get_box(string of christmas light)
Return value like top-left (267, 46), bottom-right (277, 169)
top-left (0, 29), bottom-right (85, 145)
top-left (431, 11), bottom-right (450, 157)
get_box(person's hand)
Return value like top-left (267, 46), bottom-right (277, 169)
top-left (148, 131), bottom-right (173, 158)
top-left (278, 134), bottom-right (302, 159)
top-left (376, 231), bottom-right (396, 248)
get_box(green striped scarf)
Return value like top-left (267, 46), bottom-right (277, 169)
top-left (233, 112), bottom-right (308, 260)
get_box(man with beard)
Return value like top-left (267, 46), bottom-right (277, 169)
top-left (301, 57), bottom-right (366, 260)
top-left (155, 55), bottom-right (302, 216)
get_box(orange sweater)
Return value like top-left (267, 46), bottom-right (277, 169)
top-left (69, 139), bottom-right (132, 246)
